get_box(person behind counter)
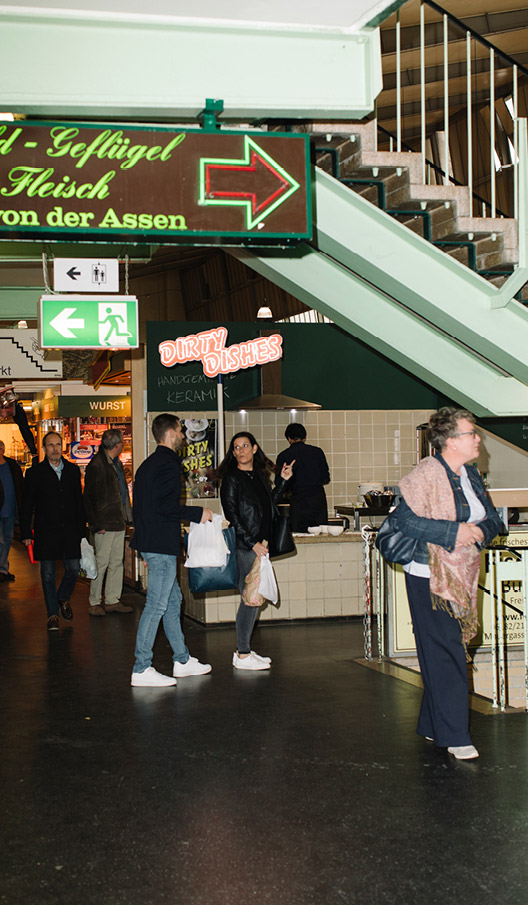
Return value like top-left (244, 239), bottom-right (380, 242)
top-left (394, 407), bottom-right (503, 760)
top-left (276, 423), bottom-right (330, 532)
top-left (219, 432), bottom-right (294, 671)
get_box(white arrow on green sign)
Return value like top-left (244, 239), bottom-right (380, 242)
top-left (39, 295), bottom-right (138, 349)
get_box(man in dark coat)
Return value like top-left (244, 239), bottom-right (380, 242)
top-left (0, 439), bottom-right (23, 582)
top-left (21, 431), bottom-right (85, 632)
top-left (84, 428), bottom-right (133, 617)
top-left (276, 423), bottom-right (330, 532)
top-left (130, 413), bottom-right (213, 687)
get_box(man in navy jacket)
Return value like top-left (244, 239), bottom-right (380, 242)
top-left (130, 413), bottom-right (213, 687)
top-left (21, 431), bottom-right (85, 632)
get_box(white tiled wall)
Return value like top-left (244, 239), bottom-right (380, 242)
top-left (180, 538), bottom-right (364, 624)
top-left (223, 409), bottom-right (434, 511)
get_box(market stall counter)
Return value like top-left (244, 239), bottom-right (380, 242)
top-left (179, 530), bottom-right (364, 624)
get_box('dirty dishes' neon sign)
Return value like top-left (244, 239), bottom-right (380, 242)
top-left (159, 327), bottom-right (283, 379)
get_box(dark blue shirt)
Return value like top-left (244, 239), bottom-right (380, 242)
top-left (0, 461), bottom-right (16, 518)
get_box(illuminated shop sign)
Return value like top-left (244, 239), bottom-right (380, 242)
top-left (0, 122), bottom-right (311, 243)
top-left (158, 326), bottom-right (283, 378)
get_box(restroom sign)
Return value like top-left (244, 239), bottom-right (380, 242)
top-left (53, 258), bottom-right (119, 292)
top-left (39, 294), bottom-right (138, 349)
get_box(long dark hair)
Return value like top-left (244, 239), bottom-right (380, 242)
top-left (217, 431), bottom-right (275, 481)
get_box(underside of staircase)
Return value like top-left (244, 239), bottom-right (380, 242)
top-left (231, 119), bottom-right (528, 416)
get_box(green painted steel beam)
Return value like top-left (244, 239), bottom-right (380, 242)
top-left (0, 8), bottom-right (381, 121)
top-left (0, 288), bottom-right (42, 319)
top-left (313, 168), bottom-right (528, 385)
top-left (230, 244), bottom-right (528, 417)
top-left (0, 243), bottom-right (155, 263)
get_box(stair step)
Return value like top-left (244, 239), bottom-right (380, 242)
top-left (340, 167), bottom-right (410, 210)
top-left (387, 201), bottom-right (457, 241)
top-left (311, 120), bottom-right (518, 284)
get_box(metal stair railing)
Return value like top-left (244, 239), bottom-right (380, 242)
top-left (376, 0), bottom-right (527, 221)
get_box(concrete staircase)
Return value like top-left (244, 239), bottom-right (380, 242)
top-left (311, 121), bottom-right (525, 300)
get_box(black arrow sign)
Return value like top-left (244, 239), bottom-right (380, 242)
top-left (67, 266), bottom-right (81, 280)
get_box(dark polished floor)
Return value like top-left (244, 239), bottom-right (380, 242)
top-left (2, 542), bottom-right (528, 905)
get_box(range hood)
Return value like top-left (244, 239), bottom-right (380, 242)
top-left (237, 330), bottom-right (321, 411)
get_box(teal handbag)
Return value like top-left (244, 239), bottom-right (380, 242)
top-left (185, 526), bottom-right (240, 592)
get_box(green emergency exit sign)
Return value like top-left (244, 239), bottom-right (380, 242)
top-left (39, 294), bottom-right (138, 349)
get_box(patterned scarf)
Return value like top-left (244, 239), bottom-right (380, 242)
top-left (399, 456), bottom-right (481, 647)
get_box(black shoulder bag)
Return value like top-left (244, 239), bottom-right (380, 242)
top-left (375, 505), bottom-right (418, 565)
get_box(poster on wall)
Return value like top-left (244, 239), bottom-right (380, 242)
top-left (388, 534), bottom-right (528, 656)
top-left (177, 418), bottom-right (218, 501)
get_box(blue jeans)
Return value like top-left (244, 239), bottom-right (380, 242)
top-left (40, 559), bottom-right (80, 617)
top-left (133, 553), bottom-right (189, 674)
top-left (0, 515), bottom-right (15, 574)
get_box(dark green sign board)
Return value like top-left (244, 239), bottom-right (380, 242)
top-left (148, 322), bottom-right (259, 412)
top-left (0, 121), bottom-right (311, 244)
top-left (147, 321), bottom-right (450, 414)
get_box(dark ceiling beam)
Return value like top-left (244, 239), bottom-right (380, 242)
top-left (381, 8), bottom-right (528, 56)
top-left (382, 53), bottom-right (527, 91)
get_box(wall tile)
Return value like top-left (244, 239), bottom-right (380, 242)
top-left (289, 600), bottom-right (308, 619)
top-left (323, 561), bottom-right (340, 581)
top-left (322, 543), bottom-right (343, 562)
top-left (289, 581), bottom-right (307, 600)
top-left (307, 579), bottom-right (325, 600)
top-left (324, 597), bottom-right (343, 616)
top-left (305, 545), bottom-right (324, 563)
top-left (307, 598), bottom-right (325, 617)
top-left (325, 579), bottom-right (341, 598)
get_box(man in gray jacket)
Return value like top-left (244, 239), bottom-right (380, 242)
top-left (84, 428), bottom-right (133, 616)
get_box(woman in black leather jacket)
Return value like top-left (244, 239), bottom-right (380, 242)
top-left (219, 432), bottom-right (294, 671)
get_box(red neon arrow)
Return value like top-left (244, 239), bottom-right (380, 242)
top-left (205, 149), bottom-right (291, 219)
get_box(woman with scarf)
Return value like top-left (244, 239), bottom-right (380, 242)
top-left (395, 408), bottom-right (503, 760)
top-left (219, 432), bottom-right (294, 671)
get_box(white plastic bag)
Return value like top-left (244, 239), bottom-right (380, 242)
top-left (258, 553), bottom-right (278, 604)
top-left (80, 537), bottom-right (98, 579)
top-left (185, 513), bottom-right (229, 568)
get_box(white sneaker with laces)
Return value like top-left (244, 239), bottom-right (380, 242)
top-left (251, 650), bottom-right (271, 664)
top-left (233, 651), bottom-right (270, 671)
top-left (448, 745), bottom-right (479, 760)
top-left (131, 667), bottom-right (177, 687)
top-left (173, 656), bottom-right (212, 677)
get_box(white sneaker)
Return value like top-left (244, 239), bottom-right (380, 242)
top-left (173, 656), bottom-right (212, 677)
top-left (251, 650), bottom-right (271, 664)
top-left (447, 745), bottom-right (479, 760)
top-left (233, 651), bottom-right (270, 671)
top-left (131, 667), bottom-right (177, 687)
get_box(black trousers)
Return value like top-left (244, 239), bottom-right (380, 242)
top-left (405, 572), bottom-right (472, 748)
top-left (289, 487), bottom-right (328, 533)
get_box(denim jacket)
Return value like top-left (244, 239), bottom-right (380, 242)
top-left (394, 455), bottom-right (504, 565)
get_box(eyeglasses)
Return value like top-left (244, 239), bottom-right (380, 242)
top-left (453, 431), bottom-right (479, 438)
